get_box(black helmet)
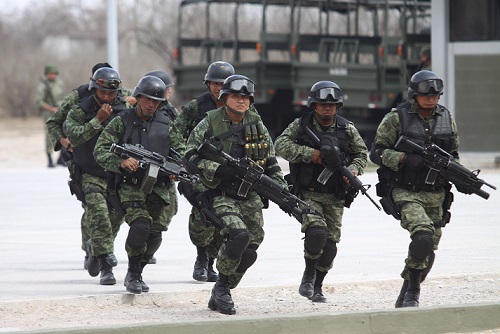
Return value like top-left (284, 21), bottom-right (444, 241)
top-left (307, 81), bottom-right (343, 109)
top-left (219, 74), bottom-right (255, 103)
top-left (89, 68), bottom-right (122, 91)
top-left (408, 70), bottom-right (443, 99)
top-left (132, 75), bottom-right (167, 101)
top-left (204, 61), bottom-right (235, 84)
top-left (144, 70), bottom-right (174, 88)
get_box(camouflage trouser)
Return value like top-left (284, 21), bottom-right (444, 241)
top-left (164, 182), bottom-right (178, 226)
top-left (188, 206), bottom-right (224, 259)
top-left (212, 191), bottom-right (264, 288)
top-left (300, 190), bottom-right (344, 272)
top-left (41, 110), bottom-right (53, 154)
top-left (67, 160), bottom-right (91, 253)
top-left (119, 183), bottom-right (170, 257)
top-left (392, 187), bottom-right (444, 279)
top-left (82, 174), bottom-right (123, 256)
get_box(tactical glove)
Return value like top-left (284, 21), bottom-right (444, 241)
top-left (455, 183), bottom-right (474, 195)
top-left (404, 153), bottom-right (424, 170)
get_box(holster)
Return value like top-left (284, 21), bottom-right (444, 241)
top-left (439, 183), bottom-right (454, 228)
top-left (68, 164), bottom-right (85, 204)
top-left (106, 172), bottom-right (126, 216)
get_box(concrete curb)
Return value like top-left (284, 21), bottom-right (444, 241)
top-left (3, 302), bottom-right (499, 334)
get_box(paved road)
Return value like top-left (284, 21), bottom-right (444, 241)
top-left (0, 168), bottom-right (499, 302)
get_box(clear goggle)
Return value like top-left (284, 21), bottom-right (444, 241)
top-left (95, 78), bottom-right (122, 89)
top-left (227, 79), bottom-right (255, 93)
top-left (415, 79), bottom-right (443, 94)
top-left (314, 87), bottom-right (342, 100)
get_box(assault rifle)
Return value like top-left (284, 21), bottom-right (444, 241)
top-left (395, 136), bottom-right (496, 199)
top-left (303, 126), bottom-right (381, 211)
top-left (198, 139), bottom-right (317, 223)
top-left (110, 143), bottom-right (198, 194)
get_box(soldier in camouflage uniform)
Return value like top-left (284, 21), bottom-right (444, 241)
top-left (185, 74), bottom-right (287, 315)
top-left (174, 61), bottom-right (235, 282)
top-left (36, 64), bottom-right (66, 168)
top-left (46, 63), bottom-right (131, 269)
top-left (66, 68), bottom-right (130, 285)
top-left (94, 75), bottom-right (186, 294)
top-left (275, 81), bottom-right (367, 303)
top-left (370, 70), bottom-right (460, 308)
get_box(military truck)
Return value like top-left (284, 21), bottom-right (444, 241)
top-left (173, 0), bottom-right (431, 144)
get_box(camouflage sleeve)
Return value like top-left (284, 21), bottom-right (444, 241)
top-left (274, 118), bottom-right (315, 163)
top-left (451, 119), bottom-right (460, 162)
top-left (121, 88), bottom-right (134, 96)
top-left (175, 99), bottom-right (198, 142)
top-left (94, 117), bottom-right (126, 173)
top-left (265, 137), bottom-right (286, 186)
top-left (46, 90), bottom-right (78, 150)
top-left (169, 122), bottom-right (186, 157)
top-left (66, 106), bottom-right (103, 147)
top-left (373, 109), bottom-right (405, 171)
top-left (346, 123), bottom-right (368, 175)
top-left (185, 117), bottom-right (223, 185)
top-left (35, 80), bottom-right (47, 110)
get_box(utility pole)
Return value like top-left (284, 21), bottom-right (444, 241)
top-left (107, 0), bottom-right (119, 72)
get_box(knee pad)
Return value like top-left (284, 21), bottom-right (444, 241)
top-left (126, 218), bottom-right (150, 250)
top-left (304, 226), bottom-right (328, 256)
top-left (317, 239), bottom-right (337, 268)
top-left (409, 230), bottom-right (434, 261)
top-left (145, 232), bottom-right (162, 256)
top-left (236, 244), bottom-right (258, 273)
top-left (225, 229), bottom-right (251, 260)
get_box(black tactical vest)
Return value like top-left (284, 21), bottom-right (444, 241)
top-left (389, 101), bottom-right (454, 191)
top-left (289, 112), bottom-right (352, 195)
top-left (72, 95), bottom-right (129, 178)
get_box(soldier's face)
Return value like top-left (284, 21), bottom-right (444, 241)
top-left (226, 93), bottom-right (250, 112)
top-left (415, 95), bottom-right (439, 111)
top-left (137, 96), bottom-right (161, 117)
top-left (209, 82), bottom-right (223, 99)
top-left (96, 89), bottom-right (118, 104)
top-left (314, 102), bottom-right (337, 121)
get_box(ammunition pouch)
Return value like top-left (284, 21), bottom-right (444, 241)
top-left (68, 164), bottom-right (85, 204)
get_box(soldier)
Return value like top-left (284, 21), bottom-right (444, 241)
top-left (36, 64), bottom-right (66, 168)
top-left (275, 81), bottom-right (368, 303)
top-left (94, 75), bottom-right (186, 294)
top-left (46, 63), bottom-right (128, 269)
top-left (174, 61), bottom-right (235, 282)
top-left (142, 69), bottom-right (180, 265)
top-left (66, 67), bottom-right (130, 285)
top-left (370, 70), bottom-right (460, 308)
top-left (185, 74), bottom-right (287, 315)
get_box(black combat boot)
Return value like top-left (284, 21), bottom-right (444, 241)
top-left (148, 256), bottom-right (157, 264)
top-left (107, 253), bottom-right (118, 267)
top-left (98, 254), bottom-right (116, 285)
top-left (125, 256), bottom-right (144, 294)
top-left (310, 270), bottom-right (328, 303)
top-left (208, 274), bottom-right (236, 315)
top-left (47, 154), bottom-right (54, 168)
top-left (395, 280), bottom-right (409, 308)
top-left (299, 258), bottom-right (317, 299)
top-left (84, 252), bottom-right (89, 270)
top-left (402, 269), bottom-right (422, 307)
top-left (56, 152), bottom-right (66, 166)
top-left (193, 247), bottom-right (209, 282)
top-left (85, 240), bottom-right (99, 277)
top-left (207, 257), bottom-right (218, 282)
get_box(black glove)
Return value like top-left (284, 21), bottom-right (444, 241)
top-left (404, 153), bottom-right (424, 170)
top-left (215, 165), bottom-right (238, 182)
top-left (455, 183), bottom-right (474, 195)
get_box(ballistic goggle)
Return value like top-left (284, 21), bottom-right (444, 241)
top-left (94, 78), bottom-right (122, 90)
top-left (226, 79), bottom-right (255, 94)
top-left (414, 79), bottom-right (443, 95)
top-left (314, 87), bottom-right (342, 101)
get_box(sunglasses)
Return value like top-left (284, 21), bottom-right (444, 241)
top-left (415, 79), bottom-right (443, 94)
top-left (315, 87), bottom-right (342, 100)
top-left (96, 78), bottom-right (122, 89)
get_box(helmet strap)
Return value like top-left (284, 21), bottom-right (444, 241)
top-left (226, 104), bottom-right (246, 116)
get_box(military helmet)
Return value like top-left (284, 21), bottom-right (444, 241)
top-left (144, 70), bottom-right (174, 88)
top-left (204, 61), bottom-right (235, 84)
top-left (219, 74), bottom-right (255, 103)
top-left (408, 70), bottom-right (443, 99)
top-left (132, 75), bottom-right (167, 101)
top-left (44, 64), bottom-right (59, 75)
top-left (89, 68), bottom-right (122, 91)
top-left (307, 81), bottom-right (343, 109)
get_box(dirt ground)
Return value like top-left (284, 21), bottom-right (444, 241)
top-left (0, 117), bottom-right (499, 332)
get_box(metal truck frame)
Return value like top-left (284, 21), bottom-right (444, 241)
top-left (173, 0), bottom-right (431, 143)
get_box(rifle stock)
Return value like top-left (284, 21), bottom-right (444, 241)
top-left (395, 136), bottom-right (496, 200)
